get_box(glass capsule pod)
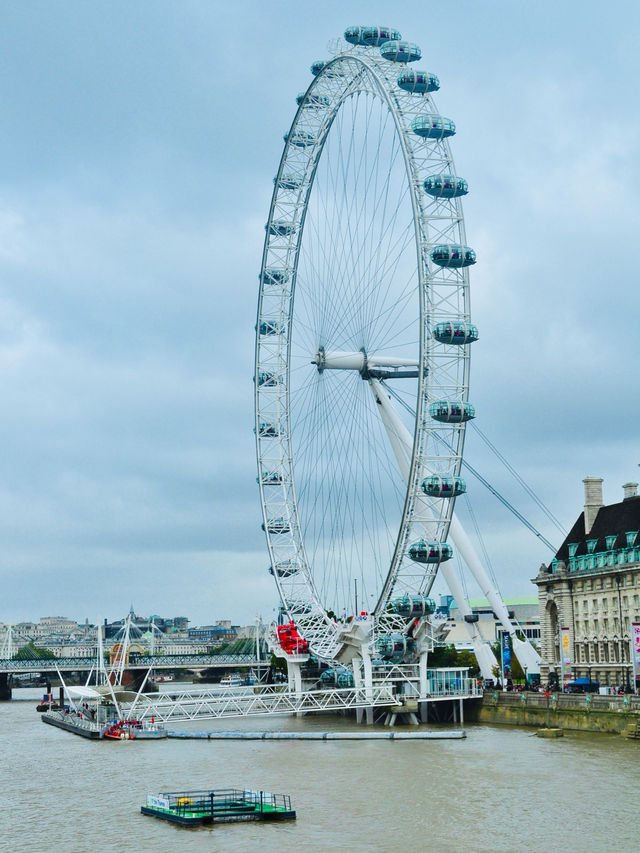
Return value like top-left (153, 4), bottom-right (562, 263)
top-left (428, 400), bottom-right (475, 423)
top-left (269, 560), bottom-right (299, 578)
top-left (274, 173), bottom-right (303, 190)
top-left (267, 219), bottom-right (296, 236)
top-left (360, 26), bottom-right (402, 46)
top-left (375, 633), bottom-right (416, 661)
top-left (262, 517), bottom-right (290, 534)
top-left (257, 422), bottom-right (280, 438)
top-left (284, 129), bottom-right (316, 147)
top-left (344, 25), bottom-right (366, 45)
top-left (296, 92), bottom-right (331, 108)
top-left (310, 60), bottom-right (326, 76)
top-left (432, 321), bottom-right (478, 345)
top-left (263, 269), bottom-right (290, 286)
top-left (258, 471), bottom-right (283, 485)
top-left (423, 174), bottom-right (468, 198)
top-left (397, 70), bottom-right (439, 93)
top-left (320, 667), bottom-right (355, 687)
top-left (257, 371), bottom-right (282, 387)
top-left (411, 114), bottom-right (456, 139)
top-left (430, 244), bottom-right (476, 267)
top-left (380, 40), bottom-right (421, 62)
top-left (259, 319), bottom-right (285, 336)
top-left (393, 594), bottom-right (436, 618)
top-left (408, 540), bottom-right (453, 563)
top-left (421, 475), bottom-right (466, 498)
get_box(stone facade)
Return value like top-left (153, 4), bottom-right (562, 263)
top-left (533, 476), bottom-right (640, 690)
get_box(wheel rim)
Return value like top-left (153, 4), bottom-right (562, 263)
top-left (256, 35), bottom-right (474, 660)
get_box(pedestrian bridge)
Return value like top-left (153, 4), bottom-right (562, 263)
top-left (0, 653), bottom-right (259, 674)
top-left (121, 679), bottom-right (481, 724)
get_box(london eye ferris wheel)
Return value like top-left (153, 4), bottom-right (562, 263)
top-left (255, 26), bottom-right (478, 662)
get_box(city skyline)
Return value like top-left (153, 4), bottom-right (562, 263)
top-left (1, 1), bottom-right (639, 623)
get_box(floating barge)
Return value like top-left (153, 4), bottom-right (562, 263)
top-left (141, 789), bottom-right (296, 826)
top-left (42, 708), bottom-right (166, 740)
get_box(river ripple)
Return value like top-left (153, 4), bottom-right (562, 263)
top-left (2, 687), bottom-right (638, 853)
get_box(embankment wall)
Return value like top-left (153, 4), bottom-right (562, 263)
top-left (466, 691), bottom-right (640, 735)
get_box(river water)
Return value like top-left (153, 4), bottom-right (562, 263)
top-left (3, 687), bottom-right (638, 853)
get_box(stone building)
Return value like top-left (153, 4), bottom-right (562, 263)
top-left (446, 597), bottom-right (540, 651)
top-left (533, 476), bottom-right (640, 689)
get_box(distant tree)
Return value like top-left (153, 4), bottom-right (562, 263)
top-left (428, 644), bottom-right (459, 667)
top-left (13, 642), bottom-right (56, 660)
top-left (456, 649), bottom-right (480, 677)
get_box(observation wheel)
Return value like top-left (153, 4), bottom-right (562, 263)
top-left (255, 26), bottom-right (478, 661)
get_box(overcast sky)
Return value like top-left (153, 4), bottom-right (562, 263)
top-left (1, 1), bottom-right (639, 627)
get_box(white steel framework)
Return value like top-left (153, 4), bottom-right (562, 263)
top-left (255, 28), bottom-right (526, 675)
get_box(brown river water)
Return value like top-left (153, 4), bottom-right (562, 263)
top-left (2, 687), bottom-right (638, 853)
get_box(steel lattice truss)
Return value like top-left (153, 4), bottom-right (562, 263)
top-left (127, 685), bottom-right (397, 723)
top-left (255, 32), bottom-right (473, 660)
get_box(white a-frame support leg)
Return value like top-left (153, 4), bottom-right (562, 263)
top-left (368, 380), bottom-right (539, 677)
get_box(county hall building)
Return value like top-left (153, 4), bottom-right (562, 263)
top-left (533, 476), bottom-right (640, 690)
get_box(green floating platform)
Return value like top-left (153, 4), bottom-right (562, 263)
top-left (141, 789), bottom-right (296, 826)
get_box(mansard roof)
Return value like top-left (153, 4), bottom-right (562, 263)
top-left (555, 495), bottom-right (640, 561)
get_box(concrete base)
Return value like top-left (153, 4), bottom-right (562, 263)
top-left (0, 673), bottom-right (12, 701)
top-left (536, 728), bottom-right (564, 738)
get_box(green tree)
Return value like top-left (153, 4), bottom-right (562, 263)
top-left (12, 642), bottom-right (56, 660)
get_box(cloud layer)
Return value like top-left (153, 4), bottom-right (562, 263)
top-left (1, 1), bottom-right (639, 624)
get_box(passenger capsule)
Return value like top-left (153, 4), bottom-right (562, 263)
top-left (259, 320), bottom-right (284, 336)
top-left (408, 540), bottom-right (453, 563)
top-left (344, 25), bottom-right (366, 45)
top-left (375, 633), bottom-right (416, 661)
top-left (430, 244), bottom-right (476, 267)
top-left (269, 560), bottom-right (299, 578)
top-left (259, 471), bottom-right (283, 485)
top-left (360, 26), bottom-right (402, 46)
top-left (296, 92), bottom-right (331, 108)
top-left (274, 173), bottom-right (303, 190)
top-left (257, 371), bottom-right (281, 387)
top-left (380, 40), bottom-right (421, 62)
top-left (310, 60), bottom-right (326, 76)
top-left (421, 475), bottom-right (466, 498)
top-left (393, 594), bottom-right (436, 618)
top-left (432, 321), bottom-right (478, 345)
top-left (397, 70), bottom-right (439, 93)
top-left (262, 269), bottom-right (290, 286)
top-left (320, 667), bottom-right (355, 687)
top-left (423, 174), bottom-right (468, 198)
top-left (412, 114), bottom-right (456, 139)
top-left (267, 220), bottom-right (296, 237)
top-left (428, 400), bottom-right (475, 423)
top-left (262, 517), bottom-right (290, 534)
top-left (284, 129), bottom-right (315, 147)
top-left (257, 422), bottom-right (280, 437)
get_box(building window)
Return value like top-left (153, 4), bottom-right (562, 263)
top-left (568, 543), bottom-right (579, 557)
top-left (587, 539), bottom-right (598, 554)
top-left (606, 535), bottom-right (617, 550)
top-left (626, 531), bottom-right (638, 547)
